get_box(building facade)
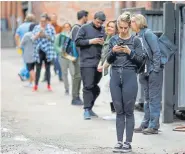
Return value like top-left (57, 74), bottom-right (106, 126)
top-left (1, 1), bottom-right (165, 31)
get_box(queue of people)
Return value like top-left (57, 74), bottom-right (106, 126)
top-left (16, 10), bottom-right (165, 153)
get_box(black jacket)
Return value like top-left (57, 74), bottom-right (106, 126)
top-left (75, 22), bottom-right (105, 67)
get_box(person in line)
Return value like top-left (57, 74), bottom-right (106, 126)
top-left (69, 10), bottom-right (89, 105)
top-left (50, 14), bottom-right (63, 81)
top-left (75, 11), bottom-right (106, 120)
top-left (58, 23), bottom-right (73, 95)
top-left (20, 23), bottom-right (38, 88)
top-left (15, 14), bottom-right (36, 81)
top-left (131, 14), bottom-right (163, 135)
top-left (106, 12), bottom-right (145, 153)
top-left (32, 13), bottom-right (56, 91)
top-left (97, 20), bottom-right (118, 113)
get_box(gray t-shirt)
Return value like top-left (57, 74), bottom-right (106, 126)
top-left (20, 32), bottom-right (35, 63)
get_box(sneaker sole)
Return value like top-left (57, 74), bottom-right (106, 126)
top-left (122, 149), bottom-right (132, 153)
top-left (142, 132), bottom-right (158, 135)
top-left (134, 130), bottom-right (143, 133)
top-left (113, 149), bottom-right (124, 153)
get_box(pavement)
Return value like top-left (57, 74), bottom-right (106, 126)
top-left (1, 48), bottom-right (185, 154)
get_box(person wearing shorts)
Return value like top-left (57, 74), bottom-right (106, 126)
top-left (20, 23), bottom-right (37, 87)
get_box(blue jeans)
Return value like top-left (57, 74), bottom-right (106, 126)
top-left (54, 56), bottom-right (62, 80)
top-left (139, 70), bottom-right (163, 129)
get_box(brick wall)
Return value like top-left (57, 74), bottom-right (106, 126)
top-left (0, 1), bottom-right (23, 30)
top-left (32, 1), bottom-right (121, 26)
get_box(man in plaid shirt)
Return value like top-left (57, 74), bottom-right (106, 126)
top-left (32, 13), bottom-right (56, 91)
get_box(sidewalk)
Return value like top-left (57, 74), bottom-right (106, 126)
top-left (1, 48), bottom-right (185, 154)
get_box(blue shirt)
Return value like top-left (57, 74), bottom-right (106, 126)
top-left (16, 22), bottom-right (32, 40)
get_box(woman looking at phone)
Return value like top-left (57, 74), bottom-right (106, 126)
top-left (106, 12), bottom-right (145, 153)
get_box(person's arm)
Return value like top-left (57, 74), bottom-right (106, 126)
top-left (75, 26), bottom-right (90, 46)
top-left (128, 37), bottom-right (146, 63)
top-left (44, 26), bottom-right (56, 43)
top-left (31, 26), bottom-right (40, 41)
top-left (106, 38), bottom-right (117, 64)
top-left (145, 30), bottom-right (161, 72)
top-left (15, 27), bottom-right (21, 46)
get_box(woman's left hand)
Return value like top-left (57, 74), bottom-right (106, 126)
top-left (121, 45), bottom-right (131, 55)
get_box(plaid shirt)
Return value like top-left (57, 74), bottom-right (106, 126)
top-left (32, 24), bottom-right (56, 63)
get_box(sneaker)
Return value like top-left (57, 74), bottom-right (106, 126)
top-left (134, 126), bottom-right (145, 133)
top-left (113, 142), bottom-right (123, 153)
top-left (142, 128), bottom-right (158, 135)
top-left (33, 85), bottom-right (38, 92)
top-left (89, 110), bottom-right (98, 117)
top-left (84, 109), bottom-right (91, 120)
top-left (47, 85), bottom-right (52, 91)
top-left (71, 98), bottom-right (83, 105)
top-left (24, 83), bottom-right (33, 88)
top-left (122, 142), bottom-right (132, 153)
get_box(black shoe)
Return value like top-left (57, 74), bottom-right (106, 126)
top-left (142, 128), bottom-right (158, 135)
top-left (72, 98), bottom-right (83, 105)
top-left (135, 103), bottom-right (144, 112)
top-left (113, 142), bottom-right (123, 153)
top-left (134, 126), bottom-right (146, 133)
top-left (89, 109), bottom-right (98, 117)
top-left (122, 142), bottom-right (132, 153)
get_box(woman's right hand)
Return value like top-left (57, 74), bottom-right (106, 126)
top-left (97, 65), bottom-right (103, 72)
top-left (112, 45), bottom-right (122, 53)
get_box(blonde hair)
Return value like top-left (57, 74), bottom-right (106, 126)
top-left (117, 11), bottom-right (131, 26)
top-left (24, 14), bottom-right (35, 22)
top-left (131, 14), bottom-right (148, 29)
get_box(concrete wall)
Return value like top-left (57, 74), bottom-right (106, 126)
top-left (1, 31), bottom-right (15, 48)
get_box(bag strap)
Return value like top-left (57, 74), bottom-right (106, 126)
top-left (143, 29), bottom-right (153, 60)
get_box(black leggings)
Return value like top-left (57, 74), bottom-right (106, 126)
top-left (35, 50), bottom-right (51, 86)
top-left (110, 68), bottom-right (138, 143)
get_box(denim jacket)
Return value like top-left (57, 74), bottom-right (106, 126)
top-left (137, 28), bottom-right (162, 74)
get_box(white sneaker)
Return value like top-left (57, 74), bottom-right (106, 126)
top-left (24, 83), bottom-right (33, 88)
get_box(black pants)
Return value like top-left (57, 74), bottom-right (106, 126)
top-left (110, 68), bottom-right (138, 142)
top-left (80, 67), bottom-right (102, 109)
top-left (35, 50), bottom-right (51, 86)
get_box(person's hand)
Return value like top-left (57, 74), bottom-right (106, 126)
top-left (120, 45), bottom-right (131, 54)
top-left (97, 65), bottom-right (103, 72)
top-left (98, 38), bottom-right (104, 45)
top-left (34, 32), bottom-right (41, 39)
top-left (89, 38), bottom-right (104, 45)
top-left (112, 45), bottom-right (123, 53)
